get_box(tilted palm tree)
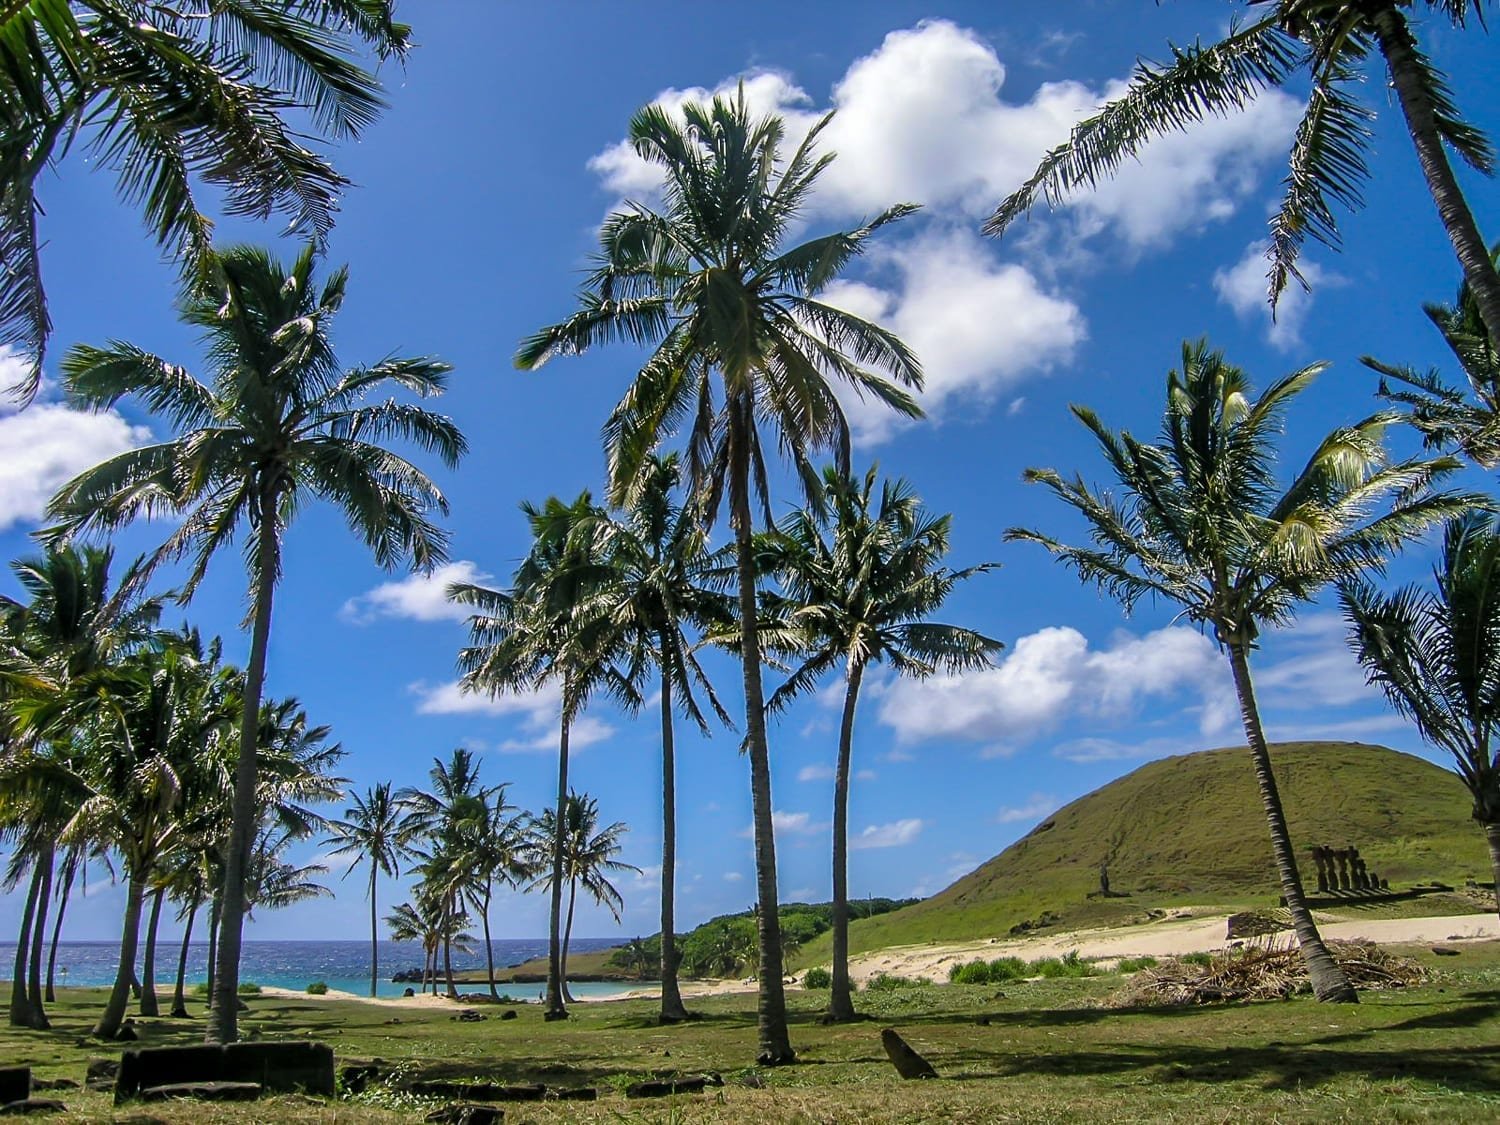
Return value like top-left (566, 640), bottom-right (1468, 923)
top-left (1366, 246), bottom-right (1500, 469)
top-left (597, 453), bottom-right (734, 1022)
top-left (452, 493), bottom-right (638, 1020)
top-left (49, 242), bottom-right (462, 1042)
top-left (0, 0), bottom-right (411, 396)
top-left (1007, 339), bottom-right (1475, 1003)
top-left (325, 782), bottom-right (406, 998)
top-left (453, 785), bottom-right (531, 1001)
top-left (515, 90), bottom-right (922, 1064)
top-left (984, 1), bottom-right (1500, 344)
top-left (529, 792), bottom-right (639, 1004)
top-left (757, 465), bottom-right (1002, 1021)
top-left (1342, 512), bottom-right (1500, 916)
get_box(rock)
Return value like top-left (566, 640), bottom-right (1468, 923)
top-left (338, 1063), bottom-right (388, 1095)
top-left (403, 988), bottom-right (416, 998)
top-left (425, 1106), bottom-right (503, 1125)
top-left (114, 1042), bottom-right (335, 1103)
top-left (1432, 946), bottom-right (1461, 956)
top-left (547, 1087), bottom-right (597, 1100)
top-left (500, 1009), bottom-right (517, 1020)
top-left (86, 1059), bottom-right (118, 1084)
top-left (625, 1077), bottom-right (706, 1098)
top-left (0, 1098), bottom-right (65, 1116)
top-left (0, 1072), bottom-right (28, 1107)
top-left (114, 1025), bottom-right (140, 1042)
top-left (452, 1009), bottom-right (485, 1023)
top-left (138, 1082), bottom-right (263, 1103)
top-left (28, 1080), bottom-right (75, 1092)
top-left (881, 1028), bottom-right (938, 1080)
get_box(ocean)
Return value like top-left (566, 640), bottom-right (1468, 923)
top-left (0, 939), bottom-right (641, 1000)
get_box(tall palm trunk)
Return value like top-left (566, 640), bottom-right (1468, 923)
top-left (1369, 3), bottom-right (1500, 344)
top-left (172, 901), bottom-right (197, 1018)
top-left (205, 891), bottom-right (222, 1008)
top-left (728, 397), bottom-right (794, 1065)
top-left (480, 885), bottom-right (499, 1001)
top-left (26, 843), bottom-right (53, 1028)
top-left (561, 878), bottom-right (578, 1004)
top-left (544, 704), bottom-right (572, 1020)
top-left (658, 646), bottom-right (688, 1023)
top-left (9, 861), bottom-right (42, 1028)
top-left (139, 885), bottom-right (165, 1016)
top-left (210, 494), bottom-right (280, 1043)
top-left (95, 872), bottom-right (147, 1038)
top-left (1227, 641), bottom-right (1356, 1003)
top-left (1482, 821), bottom-right (1500, 919)
top-left (368, 864), bottom-right (379, 998)
top-left (828, 658), bottom-right (866, 1023)
top-left (442, 899), bottom-right (457, 1000)
top-left (46, 857), bottom-right (76, 1003)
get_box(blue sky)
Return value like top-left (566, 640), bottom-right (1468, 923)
top-left (3, 2), bottom-right (1497, 945)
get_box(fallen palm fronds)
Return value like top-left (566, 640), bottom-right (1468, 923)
top-left (1105, 940), bottom-right (1424, 1008)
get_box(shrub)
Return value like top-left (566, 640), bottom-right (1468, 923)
top-left (989, 956), bottom-right (1028, 982)
top-left (1033, 950), bottom-right (1096, 979)
top-left (238, 982), bottom-right (262, 995)
top-left (802, 966), bottom-right (832, 989)
top-left (306, 981), bottom-right (329, 995)
top-left (866, 972), bottom-right (926, 992)
top-left (948, 960), bottom-right (993, 985)
top-left (1116, 956), bottom-right (1158, 974)
top-left (1181, 951), bottom-right (1213, 968)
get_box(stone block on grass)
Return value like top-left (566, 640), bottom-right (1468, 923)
top-left (0, 1071), bottom-right (28, 1106)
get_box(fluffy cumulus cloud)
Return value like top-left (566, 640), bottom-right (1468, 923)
top-left (740, 810), bottom-right (827, 839)
top-left (1214, 241), bottom-right (1332, 350)
top-left (409, 679), bottom-right (614, 753)
top-left (849, 818), bottom-right (924, 850)
top-left (341, 560), bottom-right (493, 624)
top-left (877, 624), bottom-right (1231, 750)
top-left (994, 793), bottom-right (1058, 825)
top-left (0, 350), bottom-right (151, 532)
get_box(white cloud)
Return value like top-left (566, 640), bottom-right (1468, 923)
top-left (1214, 240), bottom-right (1330, 350)
top-left (798, 764), bottom-right (834, 782)
top-left (0, 350), bottom-right (152, 532)
top-left (722, 871), bottom-right (743, 883)
top-left (1256, 613), bottom-right (1375, 711)
top-left (878, 624), bottom-right (1230, 748)
top-left (850, 818), bottom-right (924, 850)
top-left (409, 679), bottom-right (614, 753)
top-left (1052, 735), bottom-right (1195, 764)
top-left (855, 768), bottom-right (877, 782)
top-left (994, 793), bottom-right (1058, 825)
top-left (739, 810), bottom-right (826, 838)
top-left (822, 228), bottom-right (1084, 444)
top-left (341, 560), bottom-right (493, 624)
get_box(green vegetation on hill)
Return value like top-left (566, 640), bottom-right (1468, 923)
top-left (812, 742), bottom-right (1488, 960)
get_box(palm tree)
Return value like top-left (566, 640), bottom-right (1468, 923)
top-left (515, 90), bottom-right (922, 1064)
top-left (1341, 512), bottom-right (1500, 916)
top-left (1007, 338), bottom-right (1474, 1004)
top-left (597, 453), bottom-right (734, 1022)
top-left (1366, 246), bottom-right (1500, 469)
top-left (984, 1), bottom-right (1500, 345)
top-left (758, 465), bottom-right (1002, 1021)
top-left (326, 782), bottom-right (406, 997)
top-left (453, 786), bottom-right (531, 1001)
top-left (49, 242), bottom-right (463, 1043)
top-left (0, 0), bottom-right (411, 396)
top-left (452, 493), bottom-right (638, 1020)
top-left (529, 792), bottom-right (639, 1004)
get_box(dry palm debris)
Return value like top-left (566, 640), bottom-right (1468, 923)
top-left (1105, 940), bottom-right (1423, 1007)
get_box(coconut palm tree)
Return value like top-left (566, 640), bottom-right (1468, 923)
top-left (325, 782), bottom-right (406, 998)
top-left (1007, 338), bottom-right (1475, 1003)
top-left (596, 453), bottom-right (734, 1022)
top-left (0, 0), bottom-right (411, 396)
top-left (452, 493), bottom-right (638, 1020)
top-left (1341, 511), bottom-right (1500, 915)
top-left (453, 785), bottom-right (531, 1001)
top-left (529, 792), bottom-right (639, 1004)
top-left (515, 90), bottom-right (922, 1064)
top-left (757, 465), bottom-right (1002, 1021)
top-left (48, 242), bottom-right (463, 1043)
top-left (984, 1), bottom-right (1500, 344)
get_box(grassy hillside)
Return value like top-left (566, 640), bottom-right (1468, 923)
top-left (811, 741), bottom-right (1488, 961)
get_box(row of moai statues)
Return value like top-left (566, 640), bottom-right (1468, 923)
top-left (1310, 845), bottom-right (1389, 893)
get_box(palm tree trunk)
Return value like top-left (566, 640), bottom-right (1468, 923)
top-left (658, 647), bottom-right (688, 1023)
top-left (442, 900), bottom-right (457, 1001)
top-left (561, 879), bottom-right (578, 1005)
top-left (205, 891), bottom-right (221, 1009)
top-left (828, 659), bottom-right (865, 1023)
top-left (46, 857), bottom-right (76, 1004)
top-left (95, 872), bottom-right (147, 1039)
top-left (1226, 641), bottom-right (1356, 1003)
top-left (9, 861), bottom-right (41, 1028)
top-left (481, 885), bottom-right (499, 1001)
top-left (209, 495), bottom-right (280, 1044)
top-left (1483, 821), bottom-right (1500, 920)
top-left (728, 396), bottom-right (794, 1065)
top-left (172, 901), bottom-right (197, 1018)
top-left (139, 885), bottom-right (165, 1016)
top-left (368, 864), bottom-right (379, 999)
top-left (545, 710), bottom-right (571, 1021)
top-left (1369, 2), bottom-right (1500, 344)
top-left (26, 842), bottom-right (52, 1028)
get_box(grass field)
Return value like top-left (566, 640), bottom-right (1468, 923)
top-left (5, 940), bottom-right (1500, 1122)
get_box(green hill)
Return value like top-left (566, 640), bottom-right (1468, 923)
top-left (817, 741), bottom-right (1489, 960)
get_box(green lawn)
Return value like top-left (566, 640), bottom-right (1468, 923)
top-left (5, 941), bottom-right (1500, 1122)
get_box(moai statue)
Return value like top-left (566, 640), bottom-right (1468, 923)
top-left (1099, 863), bottom-right (1111, 897)
top-left (1335, 848), bottom-right (1352, 891)
top-left (1311, 846), bottom-right (1330, 894)
top-left (1350, 848), bottom-right (1368, 891)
